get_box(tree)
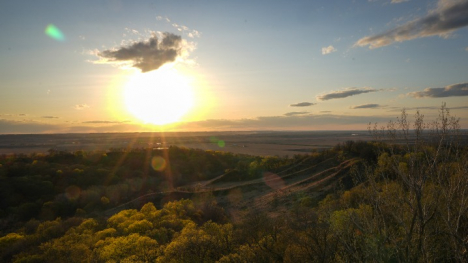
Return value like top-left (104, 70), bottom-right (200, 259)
top-left (159, 221), bottom-right (234, 263)
top-left (357, 104), bottom-right (468, 262)
top-left (94, 233), bottom-right (159, 262)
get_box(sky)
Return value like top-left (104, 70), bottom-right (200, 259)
top-left (0, 0), bottom-right (467, 133)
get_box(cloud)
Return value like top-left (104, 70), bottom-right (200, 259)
top-left (97, 32), bottom-right (184, 72)
top-left (407, 82), bottom-right (468, 98)
top-left (290, 102), bottom-right (316, 107)
top-left (42, 116), bottom-right (59, 119)
top-left (0, 114), bottom-right (394, 134)
top-left (82, 121), bottom-right (124, 124)
top-left (156, 16), bottom-right (200, 39)
top-left (0, 119), bottom-right (142, 134)
top-left (2, 108), bottom-right (468, 134)
top-left (449, 106), bottom-right (468, 110)
top-left (75, 104), bottom-right (90, 110)
top-left (171, 23), bottom-right (201, 38)
top-left (387, 105), bottom-right (468, 112)
top-left (321, 45), bottom-right (337, 55)
top-left (0, 119), bottom-right (58, 134)
top-left (356, 0), bottom-right (468, 48)
top-left (465, 46), bottom-right (468, 51)
top-left (391, 0), bottom-right (409, 3)
top-left (317, 87), bottom-right (379, 101)
top-left (284, 112), bottom-right (310, 116)
top-left (177, 114), bottom-right (396, 131)
top-left (350, 104), bottom-right (381, 109)
top-left (156, 16), bottom-right (171, 22)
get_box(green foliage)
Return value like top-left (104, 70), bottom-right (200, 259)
top-left (1, 146), bottom-right (289, 226)
top-left (0, 105), bottom-right (467, 262)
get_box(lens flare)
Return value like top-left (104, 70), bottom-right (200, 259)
top-left (65, 185), bottom-right (81, 200)
top-left (227, 188), bottom-right (243, 205)
top-left (151, 156), bottom-right (167, 171)
top-left (263, 172), bottom-right (285, 190)
top-left (45, 24), bottom-right (65, 41)
top-left (209, 136), bottom-right (225, 148)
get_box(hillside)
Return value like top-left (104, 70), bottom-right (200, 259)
top-left (1, 109), bottom-right (467, 262)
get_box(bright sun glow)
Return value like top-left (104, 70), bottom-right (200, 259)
top-left (124, 68), bottom-right (194, 125)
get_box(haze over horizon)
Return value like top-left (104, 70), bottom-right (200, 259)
top-left (1, 0), bottom-right (467, 134)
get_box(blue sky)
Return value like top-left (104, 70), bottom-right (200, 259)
top-left (0, 0), bottom-right (467, 133)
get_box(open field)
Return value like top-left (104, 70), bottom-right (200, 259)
top-left (0, 131), bottom-right (372, 156)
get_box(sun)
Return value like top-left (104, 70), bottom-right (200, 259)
top-left (123, 67), bottom-right (194, 125)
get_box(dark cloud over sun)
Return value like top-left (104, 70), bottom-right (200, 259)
top-left (98, 32), bottom-right (183, 72)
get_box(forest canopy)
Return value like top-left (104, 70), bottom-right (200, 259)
top-left (0, 105), bottom-right (467, 262)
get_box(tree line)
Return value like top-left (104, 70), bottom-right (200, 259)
top-left (1, 105), bottom-right (467, 262)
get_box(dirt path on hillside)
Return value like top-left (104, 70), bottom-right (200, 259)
top-left (103, 158), bottom-right (359, 219)
top-left (221, 158), bottom-right (358, 219)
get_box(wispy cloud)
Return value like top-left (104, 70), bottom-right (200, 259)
top-left (75, 104), bottom-right (90, 110)
top-left (446, 106), bottom-right (468, 110)
top-left (41, 116), bottom-right (59, 119)
top-left (317, 87), bottom-right (379, 101)
top-left (0, 119), bottom-right (57, 134)
top-left (407, 82), bottom-right (468, 98)
top-left (156, 16), bottom-right (171, 23)
top-left (290, 102), bottom-right (316, 107)
top-left (125, 28), bottom-right (139, 35)
top-left (82, 120), bottom-right (125, 124)
top-left (171, 23), bottom-right (201, 38)
top-left (391, 0), bottom-right (409, 3)
top-left (321, 45), bottom-right (337, 55)
top-left (350, 104), bottom-right (382, 109)
top-left (387, 105), bottom-right (468, 112)
top-left (356, 0), bottom-right (468, 48)
top-left (284, 112), bottom-right (310, 116)
top-left (97, 32), bottom-right (185, 72)
top-left (0, 114), bottom-right (393, 133)
top-left (156, 16), bottom-right (200, 38)
top-left (2, 110), bottom-right (467, 134)
top-left (178, 114), bottom-right (395, 131)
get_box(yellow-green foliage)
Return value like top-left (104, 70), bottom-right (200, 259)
top-left (0, 233), bottom-right (24, 258)
top-left (5, 199), bottom-right (239, 262)
top-left (2, 105), bottom-right (467, 262)
top-left (38, 230), bottom-right (94, 263)
top-left (94, 233), bottom-right (159, 262)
